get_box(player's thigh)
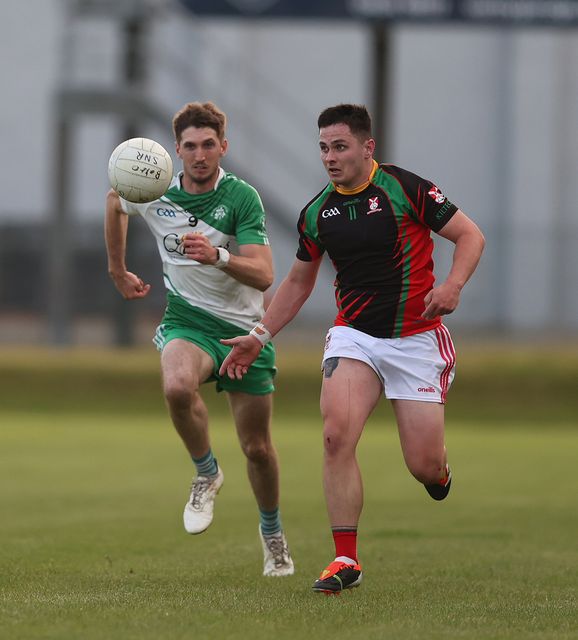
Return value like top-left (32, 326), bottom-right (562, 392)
top-left (392, 399), bottom-right (445, 462)
top-left (227, 391), bottom-right (273, 449)
top-left (160, 338), bottom-right (215, 391)
top-left (320, 357), bottom-right (382, 443)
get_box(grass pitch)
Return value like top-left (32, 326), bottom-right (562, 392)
top-left (0, 344), bottom-right (577, 639)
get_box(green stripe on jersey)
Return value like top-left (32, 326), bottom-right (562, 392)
top-left (302, 184), bottom-right (334, 244)
top-left (372, 169), bottom-right (418, 225)
top-left (373, 171), bottom-right (415, 338)
top-left (393, 226), bottom-right (411, 337)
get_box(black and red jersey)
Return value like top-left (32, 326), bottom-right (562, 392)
top-left (296, 161), bottom-right (458, 338)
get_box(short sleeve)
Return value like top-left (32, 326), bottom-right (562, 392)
top-left (296, 206), bottom-right (324, 261)
top-left (383, 165), bottom-right (458, 232)
top-left (416, 180), bottom-right (458, 232)
top-left (118, 197), bottom-right (145, 216)
top-left (234, 184), bottom-right (270, 246)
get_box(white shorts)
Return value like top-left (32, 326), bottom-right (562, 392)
top-left (321, 325), bottom-right (456, 404)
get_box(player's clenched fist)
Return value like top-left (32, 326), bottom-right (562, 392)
top-left (181, 232), bottom-right (218, 264)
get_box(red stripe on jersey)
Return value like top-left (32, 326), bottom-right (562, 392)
top-left (336, 289), bottom-right (355, 308)
top-left (334, 292), bottom-right (376, 327)
top-left (417, 184), bottom-right (426, 220)
top-left (395, 215), bottom-right (438, 336)
top-left (348, 294), bottom-right (376, 321)
top-left (340, 293), bottom-right (366, 315)
top-left (298, 217), bottom-right (323, 260)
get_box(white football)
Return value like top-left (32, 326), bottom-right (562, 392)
top-left (108, 137), bottom-right (173, 203)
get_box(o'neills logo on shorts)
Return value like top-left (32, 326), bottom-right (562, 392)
top-left (417, 386), bottom-right (436, 393)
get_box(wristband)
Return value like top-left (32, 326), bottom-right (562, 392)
top-left (249, 322), bottom-right (272, 347)
top-left (214, 247), bottom-right (230, 269)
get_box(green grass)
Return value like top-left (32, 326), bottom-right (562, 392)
top-left (1, 345), bottom-right (577, 639)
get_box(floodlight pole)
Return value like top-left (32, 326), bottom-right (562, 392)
top-left (48, 1), bottom-right (156, 346)
top-left (48, 116), bottom-right (75, 345)
top-left (370, 22), bottom-right (392, 162)
top-left (112, 13), bottom-right (149, 347)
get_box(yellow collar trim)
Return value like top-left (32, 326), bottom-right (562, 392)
top-left (333, 160), bottom-right (379, 195)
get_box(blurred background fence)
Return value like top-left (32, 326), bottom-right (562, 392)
top-left (1, 0), bottom-right (578, 346)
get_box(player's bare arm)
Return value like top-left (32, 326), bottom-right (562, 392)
top-left (181, 234), bottom-right (273, 292)
top-left (422, 209), bottom-right (485, 320)
top-left (219, 257), bottom-right (322, 379)
top-left (104, 189), bottom-right (151, 300)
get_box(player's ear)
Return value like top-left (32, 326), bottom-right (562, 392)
top-left (220, 138), bottom-right (228, 157)
top-left (364, 138), bottom-right (375, 159)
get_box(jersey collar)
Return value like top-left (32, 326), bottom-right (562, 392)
top-left (177, 167), bottom-right (226, 192)
top-left (333, 160), bottom-right (378, 195)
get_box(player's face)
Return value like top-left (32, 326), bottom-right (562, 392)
top-left (319, 123), bottom-right (374, 190)
top-left (176, 126), bottom-right (227, 193)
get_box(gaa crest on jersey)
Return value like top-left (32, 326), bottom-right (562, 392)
top-left (428, 186), bottom-right (446, 204)
top-left (212, 205), bottom-right (228, 220)
top-left (366, 196), bottom-right (382, 214)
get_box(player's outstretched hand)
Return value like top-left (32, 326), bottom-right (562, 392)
top-left (110, 270), bottom-right (151, 300)
top-left (219, 335), bottom-right (263, 380)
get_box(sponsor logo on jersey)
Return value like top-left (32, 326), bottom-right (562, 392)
top-left (163, 233), bottom-right (185, 255)
top-left (428, 186), bottom-right (446, 204)
top-left (321, 207), bottom-right (341, 218)
top-left (435, 200), bottom-right (452, 220)
top-left (366, 196), bottom-right (382, 214)
top-left (212, 205), bottom-right (228, 220)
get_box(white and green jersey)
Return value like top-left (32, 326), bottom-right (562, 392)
top-left (120, 168), bottom-right (270, 330)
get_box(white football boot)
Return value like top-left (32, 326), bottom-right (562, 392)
top-left (259, 525), bottom-right (295, 577)
top-left (183, 467), bottom-right (224, 534)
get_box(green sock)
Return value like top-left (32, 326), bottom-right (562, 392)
top-left (192, 450), bottom-right (218, 476)
top-left (259, 507), bottom-right (282, 536)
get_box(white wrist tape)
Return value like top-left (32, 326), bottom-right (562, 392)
top-left (249, 322), bottom-right (272, 347)
top-left (214, 247), bottom-right (230, 269)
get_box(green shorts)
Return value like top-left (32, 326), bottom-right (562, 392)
top-left (153, 293), bottom-right (276, 395)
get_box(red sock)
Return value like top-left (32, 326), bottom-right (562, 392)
top-left (332, 527), bottom-right (358, 562)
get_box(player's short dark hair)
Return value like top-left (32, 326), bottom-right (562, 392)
top-left (172, 102), bottom-right (227, 142)
top-left (317, 104), bottom-right (372, 140)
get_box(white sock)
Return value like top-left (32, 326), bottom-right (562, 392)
top-left (335, 555), bottom-right (356, 565)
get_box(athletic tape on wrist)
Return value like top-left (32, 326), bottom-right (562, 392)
top-left (249, 322), bottom-right (272, 347)
top-left (214, 247), bottom-right (230, 269)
